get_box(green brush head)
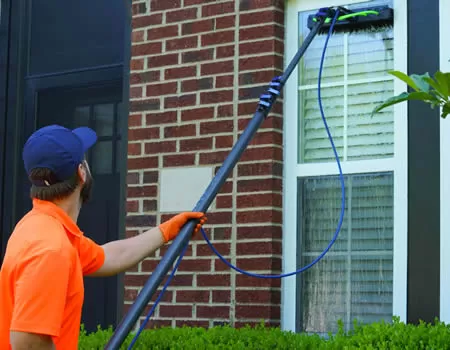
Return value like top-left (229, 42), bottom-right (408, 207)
top-left (307, 6), bottom-right (394, 34)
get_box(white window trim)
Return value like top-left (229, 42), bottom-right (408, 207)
top-left (440, 0), bottom-right (450, 323)
top-left (282, 0), bottom-right (408, 332)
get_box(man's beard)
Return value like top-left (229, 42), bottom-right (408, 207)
top-left (80, 168), bottom-right (94, 204)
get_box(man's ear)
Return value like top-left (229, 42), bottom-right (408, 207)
top-left (77, 163), bottom-right (87, 184)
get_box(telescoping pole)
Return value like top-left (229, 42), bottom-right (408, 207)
top-left (105, 10), bottom-right (329, 350)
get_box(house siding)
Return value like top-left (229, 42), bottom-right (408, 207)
top-left (125, 0), bottom-right (285, 329)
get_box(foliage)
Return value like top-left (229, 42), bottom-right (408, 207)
top-left (78, 317), bottom-right (450, 349)
top-left (371, 70), bottom-right (450, 119)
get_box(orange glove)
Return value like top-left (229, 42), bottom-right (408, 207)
top-left (159, 212), bottom-right (207, 243)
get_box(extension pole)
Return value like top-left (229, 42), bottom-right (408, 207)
top-left (105, 11), bottom-right (329, 350)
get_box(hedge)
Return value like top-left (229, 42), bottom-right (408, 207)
top-left (78, 317), bottom-right (450, 349)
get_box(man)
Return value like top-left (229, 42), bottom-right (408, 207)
top-left (0, 125), bottom-right (207, 349)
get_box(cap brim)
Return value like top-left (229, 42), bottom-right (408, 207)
top-left (72, 127), bottom-right (97, 152)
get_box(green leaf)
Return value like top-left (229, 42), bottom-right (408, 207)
top-left (387, 70), bottom-right (422, 91)
top-left (434, 71), bottom-right (450, 97)
top-left (371, 91), bottom-right (437, 117)
top-left (443, 103), bottom-right (450, 119)
top-left (410, 72), bottom-right (432, 92)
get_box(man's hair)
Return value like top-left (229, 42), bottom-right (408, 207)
top-left (29, 168), bottom-right (80, 201)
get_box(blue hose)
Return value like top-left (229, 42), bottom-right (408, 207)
top-left (127, 9), bottom-right (343, 349)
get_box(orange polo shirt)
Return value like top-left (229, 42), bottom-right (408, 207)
top-left (0, 199), bottom-right (105, 349)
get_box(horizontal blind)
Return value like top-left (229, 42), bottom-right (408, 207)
top-left (299, 173), bottom-right (393, 333)
top-left (298, 27), bottom-right (395, 164)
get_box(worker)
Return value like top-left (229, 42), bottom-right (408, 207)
top-left (0, 125), bottom-right (206, 349)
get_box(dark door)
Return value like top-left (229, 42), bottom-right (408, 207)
top-left (28, 81), bottom-right (123, 332)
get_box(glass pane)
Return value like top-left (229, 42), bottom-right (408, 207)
top-left (74, 106), bottom-right (90, 127)
top-left (92, 141), bottom-right (113, 174)
top-left (298, 173), bottom-right (394, 334)
top-left (298, 86), bottom-right (344, 163)
top-left (94, 103), bottom-right (114, 137)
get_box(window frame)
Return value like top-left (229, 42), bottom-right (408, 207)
top-left (282, 0), bottom-right (408, 332)
top-left (439, 0), bottom-right (450, 323)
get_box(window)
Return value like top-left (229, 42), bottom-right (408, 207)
top-left (283, 0), bottom-right (407, 334)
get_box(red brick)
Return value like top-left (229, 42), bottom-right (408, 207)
top-left (164, 94), bottom-right (196, 109)
top-left (164, 124), bottom-right (196, 138)
top-left (200, 90), bottom-right (233, 104)
top-left (239, 54), bottom-right (283, 71)
top-left (197, 242), bottom-right (230, 256)
top-left (182, 19), bottom-right (214, 35)
top-left (239, 0), bottom-right (284, 11)
top-left (236, 305), bottom-right (280, 319)
top-left (147, 25), bottom-right (179, 40)
top-left (177, 258), bottom-right (211, 272)
top-left (143, 171), bottom-right (159, 183)
top-left (163, 154), bottom-right (196, 167)
top-left (236, 289), bottom-right (280, 304)
top-left (237, 193), bottom-right (282, 208)
top-left (176, 290), bottom-right (210, 303)
top-left (141, 319), bottom-right (172, 329)
top-left (234, 257), bottom-right (282, 273)
top-left (127, 200), bottom-right (139, 213)
top-left (215, 135), bottom-right (234, 148)
top-left (216, 45), bottom-right (235, 58)
top-left (181, 107), bottom-right (214, 121)
top-left (161, 274), bottom-right (194, 287)
top-left (197, 274), bottom-right (230, 287)
top-left (237, 209), bottom-right (282, 225)
top-left (131, 58), bottom-right (145, 70)
top-left (180, 137), bottom-right (213, 151)
top-left (199, 151), bottom-right (229, 165)
top-left (201, 60), bottom-right (234, 75)
top-left (148, 53), bottom-right (179, 68)
top-left (129, 114), bottom-right (142, 128)
top-left (127, 156), bottom-right (159, 170)
top-left (127, 172), bottom-right (140, 185)
top-left (146, 82), bottom-right (178, 97)
top-left (133, 14), bottom-right (163, 28)
top-left (240, 146), bottom-right (282, 162)
top-left (250, 131), bottom-right (283, 147)
top-left (150, 0), bottom-right (181, 12)
top-left (159, 305), bottom-right (192, 318)
top-left (129, 127), bottom-right (160, 141)
top-left (130, 86), bottom-right (143, 98)
top-left (124, 287), bottom-right (139, 302)
top-left (216, 75), bottom-right (234, 88)
top-left (201, 30), bottom-right (235, 46)
top-left (237, 226), bottom-right (282, 240)
top-left (239, 39), bottom-right (283, 56)
top-left (217, 104), bottom-right (234, 118)
top-left (127, 186), bottom-right (157, 198)
top-left (132, 2), bottom-right (147, 15)
top-left (144, 140), bottom-right (177, 154)
top-left (240, 24), bottom-right (283, 41)
top-left (237, 240), bottom-right (282, 256)
top-left (128, 143), bottom-right (142, 156)
top-left (166, 36), bottom-right (198, 51)
top-left (143, 199), bottom-right (157, 211)
top-left (237, 274), bottom-right (281, 288)
top-left (240, 10), bottom-right (284, 26)
top-left (182, 49), bottom-right (214, 63)
top-left (202, 2), bottom-right (234, 17)
top-left (181, 77), bottom-right (213, 92)
top-left (130, 71), bottom-right (160, 85)
top-left (132, 42), bottom-right (162, 56)
top-left (197, 306), bottom-right (230, 318)
top-left (237, 178), bottom-right (282, 192)
top-left (145, 111), bottom-right (177, 125)
top-left (216, 15), bottom-right (236, 29)
top-left (216, 195), bottom-right (232, 209)
top-left (165, 65), bottom-right (197, 80)
top-left (132, 30), bottom-right (145, 43)
top-left (200, 120), bottom-right (234, 135)
top-left (166, 8), bottom-right (197, 23)
top-left (212, 290), bottom-right (231, 303)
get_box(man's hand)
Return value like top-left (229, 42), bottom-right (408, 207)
top-left (10, 331), bottom-right (55, 350)
top-left (159, 212), bottom-right (207, 242)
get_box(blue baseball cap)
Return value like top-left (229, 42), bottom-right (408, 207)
top-left (23, 124), bottom-right (97, 186)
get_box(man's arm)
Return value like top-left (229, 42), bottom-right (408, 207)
top-left (88, 212), bottom-right (206, 277)
top-left (10, 331), bottom-right (55, 350)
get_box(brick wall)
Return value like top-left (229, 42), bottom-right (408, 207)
top-left (125, 0), bottom-right (285, 330)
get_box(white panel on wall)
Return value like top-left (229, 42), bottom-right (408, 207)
top-left (159, 166), bottom-right (214, 212)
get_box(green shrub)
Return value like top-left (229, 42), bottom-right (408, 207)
top-left (78, 317), bottom-right (450, 349)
